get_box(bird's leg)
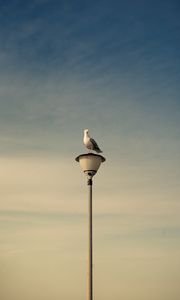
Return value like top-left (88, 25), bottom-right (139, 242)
top-left (88, 146), bottom-right (93, 153)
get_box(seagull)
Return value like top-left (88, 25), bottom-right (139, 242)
top-left (83, 129), bottom-right (103, 153)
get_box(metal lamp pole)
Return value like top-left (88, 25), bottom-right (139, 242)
top-left (87, 175), bottom-right (93, 300)
top-left (75, 153), bottom-right (106, 300)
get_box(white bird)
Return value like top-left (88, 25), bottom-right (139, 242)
top-left (83, 129), bottom-right (103, 153)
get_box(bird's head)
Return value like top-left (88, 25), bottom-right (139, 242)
top-left (84, 129), bottom-right (89, 135)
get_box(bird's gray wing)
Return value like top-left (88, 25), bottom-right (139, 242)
top-left (90, 138), bottom-right (99, 149)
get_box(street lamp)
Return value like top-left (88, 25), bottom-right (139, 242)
top-left (75, 153), bottom-right (106, 300)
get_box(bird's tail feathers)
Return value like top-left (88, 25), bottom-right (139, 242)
top-left (95, 148), bottom-right (103, 153)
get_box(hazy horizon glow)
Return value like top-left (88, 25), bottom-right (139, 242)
top-left (0, 0), bottom-right (180, 299)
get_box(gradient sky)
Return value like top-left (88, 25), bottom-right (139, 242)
top-left (0, 1), bottom-right (180, 299)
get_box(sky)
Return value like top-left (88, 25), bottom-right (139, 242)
top-left (0, 0), bottom-right (180, 299)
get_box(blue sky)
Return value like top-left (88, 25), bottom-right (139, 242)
top-left (0, 0), bottom-right (180, 157)
top-left (0, 1), bottom-right (180, 300)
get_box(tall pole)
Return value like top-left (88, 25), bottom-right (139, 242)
top-left (87, 175), bottom-right (93, 300)
top-left (75, 153), bottom-right (105, 300)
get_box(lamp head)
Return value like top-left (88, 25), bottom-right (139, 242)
top-left (75, 153), bottom-right (105, 177)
